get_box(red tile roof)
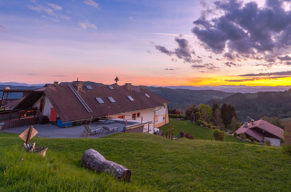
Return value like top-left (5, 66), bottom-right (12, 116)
top-left (236, 119), bottom-right (284, 141)
top-left (27, 82), bottom-right (168, 122)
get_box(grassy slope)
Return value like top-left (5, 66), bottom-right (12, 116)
top-left (160, 118), bottom-right (239, 142)
top-left (1, 120), bottom-right (291, 191)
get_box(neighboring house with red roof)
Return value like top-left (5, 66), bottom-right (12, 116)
top-left (14, 81), bottom-right (169, 133)
top-left (235, 119), bottom-right (284, 146)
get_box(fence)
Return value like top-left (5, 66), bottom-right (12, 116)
top-left (2, 116), bottom-right (38, 129)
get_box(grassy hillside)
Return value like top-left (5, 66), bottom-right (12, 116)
top-left (1, 125), bottom-right (291, 191)
top-left (160, 118), bottom-right (239, 142)
top-left (211, 90), bottom-right (291, 120)
top-left (145, 86), bottom-right (233, 110)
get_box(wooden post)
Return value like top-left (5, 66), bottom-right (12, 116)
top-left (147, 123), bottom-right (150, 133)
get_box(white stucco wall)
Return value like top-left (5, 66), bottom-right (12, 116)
top-left (109, 103), bottom-right (168, 133)
top-left (264, 137), bottom-right (281, 146)
top-left (32, 96), bottom-right (53, 117)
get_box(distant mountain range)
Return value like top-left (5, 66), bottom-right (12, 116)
top-left (145, 86), bottom-right (233, 110)
top-left (167, 85), bottom-right (291, 93)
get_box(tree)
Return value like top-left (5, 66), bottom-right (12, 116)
top-left (199, 104), bottom-right (212, 122)
top-left (230, 116), bottom-right (239, 131)
top-left (212, 104), bottom-right (224, 129)
top-left (221, 104), bottom-right (237, 129)
top-left (185, 104), bottom-right (198, 122)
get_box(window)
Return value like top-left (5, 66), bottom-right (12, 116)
top-left (145, 93), bottom-right (150, 98)
top-left (132, 113), bottom-right (136, 120)
top-left (137, 112), bottom-right (140, 117)
top-left (108, 85), bottom-right (114, 90)
top-left (96, 97), bottom-right (104, 104)
top-left (128, 96), bottom-right (134, 101)
top-left (108, 96), bottom-right (116, 103)
top-left (86, 85), bottom-right (93, 89)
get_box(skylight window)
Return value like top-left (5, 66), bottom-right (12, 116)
top-left (96, 97), bottom-right (104, 104)
top-left (128, 96), bottom-right (134, 101)
top-left (86, 85), bottom-right (93, 89)
top-left (108, 96), bottom-right (116, 103)
top-left (145, 93), bottom-right (150, 98)
top-left (108, 85), bottom-right (114, 90)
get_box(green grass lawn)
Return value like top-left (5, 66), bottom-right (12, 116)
top-left (1, 120), bottom-right (291, 191)
top-left (160, 118), bottom-right (239, 142)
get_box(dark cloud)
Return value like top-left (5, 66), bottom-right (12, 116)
top-left (164, 68), bottom-right (174, 71)
top-left (224, 52), bottom-right (234, 60)
top-left (193, 0), bottom-right (291, 61)
top-left (240, 70), bottom-right (291, 77)
top-left (155, 37), bottom-right (198, 64)
top-left (155, 45), bottom-right (173, 56)
top-left (278, 55), bottom-right (291, 61)
top-left (192, 63), bottom-right (218, 71)
top-left (225, 62), bottom-right (237, 67)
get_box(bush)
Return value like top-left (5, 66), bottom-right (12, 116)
top-left (264, 140), bottom-right (271, 146)
top-left (213, 129), bottom-right (224, 141)
top-left (210, 125), bottom-right (218, 129)
top-left (169, 114), bottom-right (185, 119)
top-left (179, 131), bottom-right (185, 138)
top-left (196, 120), bottom-right (204, 126)
top-left (283, 144), bottom-right (291, 155)
top-left (185, 133), bottom-right (194, 139)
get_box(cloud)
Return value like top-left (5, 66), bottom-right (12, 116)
top-left (165, 68), bottom-right (174, 71)
top-left (155, 45), bottom-right (173, 56)
top-left (155, 37), bottom-right (199, 63)
top-left (240, 70), bottom-right (291, 77)
top-left (28, 2), bottom-right (68, 20)
top-left (278, 55), bottom-right (291, 61)
top-left (225, 62), bottom-right (237, 67)
top-left (84, 0), bottom-right (99, 8)
top-left (79, 22), bottom-right (97, 30)
top-left (47, 3), bottom-right (62, 11)
top-left (192, 63), bottom-right (218, 71)
top-left (192, 0), bottom-right (291, 62)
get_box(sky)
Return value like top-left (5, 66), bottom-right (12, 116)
top-left (0, 0), bottom-right (291, 86)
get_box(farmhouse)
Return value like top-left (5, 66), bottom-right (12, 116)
top-left (11, 81), bottom-right (168, 133)
top-left (235, 119), bottom-right (284, 146)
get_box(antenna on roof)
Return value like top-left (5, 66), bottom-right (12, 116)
top-left (114, 76), bottom-right (119, 84)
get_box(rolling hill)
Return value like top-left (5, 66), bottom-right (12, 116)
top-left (1, 120), bottom-right (291, 192)
top-left (211, 89), bottom-right (291, 120)
top-left (145, 86), bottom-right (233, 110)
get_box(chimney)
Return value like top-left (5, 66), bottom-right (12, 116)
top-left (73, 81), bottom-right (83, 92)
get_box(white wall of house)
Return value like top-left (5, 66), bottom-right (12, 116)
top-left (264, 137), bottom-right (281, 146)
top-left (109, 103), bottom-right (168, 133)
top-left (32, 96), bottom-right (53, 117)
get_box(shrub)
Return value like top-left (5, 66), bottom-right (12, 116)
top-left (196, 120), bottom-right (203, 126)
top-left (240, 133), bottom-right (247, 140)
top-left (213, 129), bottom-right (224, 141)
top-left (283, 144), bottom-right (291, 155)
top-left (179, 130), bottom-right (185, 138)
top-left (169, 114), bottom-right (185, 119)
top-left (185, 133), bottom-right (194, 139)
top-left (264, 140), bottom-right (271, 146)
top-left (210, 125), bottom-right (218, 129)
